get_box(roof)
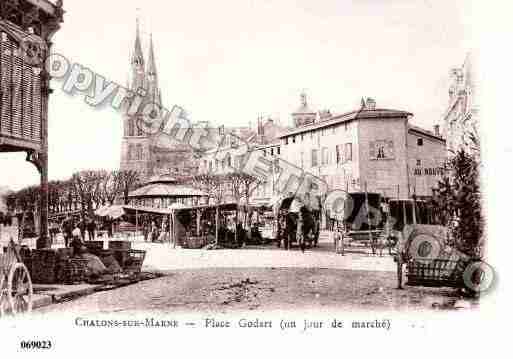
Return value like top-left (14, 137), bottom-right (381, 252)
top-left (279, 108), bottom-right (413, 138)
top-left (146, 174), bottom-right (177, 184)
top-left (128, 183), bottom-right (207, 198)
top-left (408, 125), bottom-right (445, 142)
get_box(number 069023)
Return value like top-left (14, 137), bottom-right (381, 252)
top-left (20, 340), bottom-right (52, 350)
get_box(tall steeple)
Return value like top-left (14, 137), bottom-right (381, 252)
top-left (130, 17), bottom-right (145, 90)
top-left (146, 33), bottom-right (161, 106)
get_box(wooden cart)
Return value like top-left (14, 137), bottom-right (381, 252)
top-left (0, 239), bottom-right (33, 316)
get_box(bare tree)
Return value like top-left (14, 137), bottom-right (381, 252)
top-left (115, 170), bottom-right (141, 205)
top-left (72, 170), bottom-right (104, 216)
top-left (190, 174), bottom-right (226, 205)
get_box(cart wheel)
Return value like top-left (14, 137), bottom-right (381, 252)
top-left (7, 263), bottom-right (33, 315)
top-left (0, 273), bottom-right (9, 316)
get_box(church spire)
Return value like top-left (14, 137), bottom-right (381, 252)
top-left (147, 33), bottom-right (158, 78)
top-left (129, 16), bottom-right (145, 91)
top-left (131, 17), bottom-right (144, 69)
top-left (146, 33), bottom-right (161, 105)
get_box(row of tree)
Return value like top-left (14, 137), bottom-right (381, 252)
top-left (3, 169), bottom-right (141, 217)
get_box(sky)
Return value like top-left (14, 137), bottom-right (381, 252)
top-left (0, 0), bottom-right (474, 190)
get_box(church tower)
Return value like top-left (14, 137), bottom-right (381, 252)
top-left (292, 91), bottom-right (317, 127)
top-left (120, 19), bottom-right (159, 179)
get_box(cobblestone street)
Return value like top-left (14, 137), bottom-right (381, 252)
top-left (33, 234), bottom-right (470, 314)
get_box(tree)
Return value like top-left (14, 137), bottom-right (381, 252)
top-left (115, 170), bottom-right (141, 205)
top-left (72, 170), bottom-right (104, 216)
top-left (226, 172), bottom-right (259, 228)
top-left (433, 134), bottom-right (483, 258)
top-left (190, 173), bottom-right (226, 205)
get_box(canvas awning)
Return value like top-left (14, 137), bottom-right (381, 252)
top-left (128, 183), bottom-right (207, 198)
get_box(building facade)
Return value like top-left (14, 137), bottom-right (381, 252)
top-left (278, 97), bottom-right (446, 199)
top-left (197, 118), bottom-right (287, 204)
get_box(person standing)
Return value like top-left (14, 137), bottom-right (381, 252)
top-left (61, 215), bottom-right (74, 247)
top-left (77, 216), bottom-right (87, 240)
top-left (142, 217), bottom-right (150, 242)
top-left (150, 220), bottom-right (158, 242)
top-left (86, 216), bottom-right (97, 241)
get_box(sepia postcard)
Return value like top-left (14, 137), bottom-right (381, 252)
top-left (0, 0), bottom-right (510, 357)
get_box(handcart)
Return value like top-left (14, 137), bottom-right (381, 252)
top-left (0, 239), bottom-right (33, 316)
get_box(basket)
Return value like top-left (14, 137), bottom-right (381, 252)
top-left (123, 249), bottom-right (146, 274)
top-left (64, 258), bottom-right (88, 284)
top-left (108, 241), bottom-right (131, 251)
top-left (406, 259), bottom-right (468, 288)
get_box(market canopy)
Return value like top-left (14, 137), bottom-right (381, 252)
top-left (95, 204), bottom-right (174, 218)
top-left (128, 183), bottom-right (207, 198)
top-left (94, 205), bottom-right (126, 219)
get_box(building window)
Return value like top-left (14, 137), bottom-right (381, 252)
top-left (263, 149), bottom-right (266, 157)
top-left (128, 118), bottom-right (135, 137)
top-left (285, 138), bottom-right (289, 145)
top-left (311, 149), bottom-right (319, 167)
top-left (301, 134), bottom-right (305, 141)
top-left (322, 147), bottom-right (329, 165)
top-left (336, 145), bottom-right (342, 164)
top-left (344, 123), bottom-right (348, 131)
top-left (417, 138), bottom-right (423, 146)
top-left (270, 148), bottom-right (274, 156)
top-left (127, 144), bottom-right (134, 160)
top-left (277, 147), bottom-right (281, 155)
top-left (136, 144), bottom-right (143, 160)
top-left (136, 118), bottom-right (143, 136)
top-left (292, 136), bottom-right (296, 143)
top-left (344, 143), bottom-right (352, 161)
top-left (416, 159), bottom-right (421, 166)
top-left (227, 153), bottom-right (232, 167)
top-left (209, 161), bottom-right (213, 172)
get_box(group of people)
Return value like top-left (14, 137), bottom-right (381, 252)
top-left (59, 215), bottom-right (100, 247)
top-left (0, 211), bottom-right (13, 227)
top-left (141, 216), bottom-right (170, 243)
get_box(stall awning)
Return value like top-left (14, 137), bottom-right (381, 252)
top-left (128, 183), bottom-right (207, 198)
top-left (95, 205), bottom-right (174, 218)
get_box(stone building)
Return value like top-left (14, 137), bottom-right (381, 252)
top-left (442, 53), bottom-right (478, 156)
top-left (278, 97), bottom-right (446, 199)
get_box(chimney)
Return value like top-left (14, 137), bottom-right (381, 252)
top-left (365, 98), bottom-right (376, 110)
top-left (434, 124), bottom-right (440, 137)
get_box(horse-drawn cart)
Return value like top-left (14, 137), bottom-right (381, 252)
top-left (273, 196), bottom-right (321, 251)
top-left (0, 239), bottom-right (33, 316)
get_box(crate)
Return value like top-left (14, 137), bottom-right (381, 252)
top-left (84, 241), bottom-right (105, 255)
top-left (108, 241), bottom-right (131, 251)
top-left (31, 249), bottom-right (58, 284)
top-left (64, 258), bottom-right (88, 284)
top-left (112, 250), bottom-right (130, 268)
top-left (123, 249), bottom-right (146, 274)
top-left (184, 236), bottom-right (207, 249)
top-left (406, 259), bottom-right (468, 288)
top-left (56, 247), bottom-right (73, 260)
